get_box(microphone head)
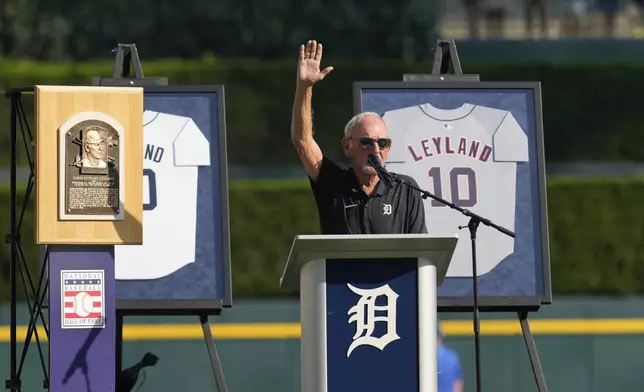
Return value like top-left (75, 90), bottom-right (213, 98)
top-left (367, 153), bottom-right (381, 166)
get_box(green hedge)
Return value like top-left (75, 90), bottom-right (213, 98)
top-left (1, 176), bottom-right (644, 301)
top-left (547, 176), bottom-right (644, 294)
top-left (2, 59), bottom-right (644, 166)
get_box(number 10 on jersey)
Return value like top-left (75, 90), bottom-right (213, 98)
top-left (143, 169), bottom-right (157, 211)
top-left (427, 167), bottom-right (478, 208)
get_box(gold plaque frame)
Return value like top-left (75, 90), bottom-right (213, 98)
top-left (58, 111), bottom-right (126, 221)
top-left (36, 85), bottom-right (143, 245)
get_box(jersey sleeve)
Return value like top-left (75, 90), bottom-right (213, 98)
top-left (173, 118), bottom-right (211, 167)
top-left (492, 112), bottom-right (529, 163)
top-left (382, 109), bottom-right (410, 163)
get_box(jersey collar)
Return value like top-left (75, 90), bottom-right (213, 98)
top-left (418, 102), bottom-right (475, 121)
top-left (143, 110), bottom-right (159, 126)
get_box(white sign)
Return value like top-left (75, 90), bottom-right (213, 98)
top-left (61, 270), bottom-right (105, 329)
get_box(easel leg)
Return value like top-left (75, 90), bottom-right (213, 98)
top-left (200, 315), bottom-right (228, 392)
top-left (518, 311), bottom-right (548, 392)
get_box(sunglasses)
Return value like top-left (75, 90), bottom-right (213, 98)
top-left (357, 137), bottom-right (392, 150)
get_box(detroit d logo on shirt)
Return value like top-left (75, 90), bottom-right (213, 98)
top-left (382, 203), bottom-right (392, 215)
top-left (61, 270), bottom-right (105, 329)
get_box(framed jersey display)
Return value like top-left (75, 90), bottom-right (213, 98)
top-left (354, 81), bottom-right (551, 308)
top-left (114, 85), bottom-right (231, 314)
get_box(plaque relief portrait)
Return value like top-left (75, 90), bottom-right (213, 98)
top-left (81, 127), bottom-right (108, 169)
top-left (68, 125), bottom-right (119, 172)
top-left (59, 112), bottom-right (125, 221)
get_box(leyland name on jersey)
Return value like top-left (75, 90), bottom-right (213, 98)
top-left (383, 102), bottom-right (528, 277)
top-left (114, 110), bottom-right (210, 280)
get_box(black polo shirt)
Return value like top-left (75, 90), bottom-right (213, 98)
top-left (309, 156), bottom-right (428, 234)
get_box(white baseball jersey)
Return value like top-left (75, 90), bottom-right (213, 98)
top-left (383, 102), bottom-right (528, 277)
top-left (114, 110), bottom-right (210, 280)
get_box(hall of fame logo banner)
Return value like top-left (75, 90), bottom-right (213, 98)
top-left (61, 270), bottom-right (105, 329)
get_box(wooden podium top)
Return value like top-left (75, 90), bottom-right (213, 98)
top-left (280, 234), bottom-right (458, 289)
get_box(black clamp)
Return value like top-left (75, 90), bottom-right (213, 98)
top-left (4, 233), bottom-right (20, 244)
top-left (5, 378), bottom-right (22, 389)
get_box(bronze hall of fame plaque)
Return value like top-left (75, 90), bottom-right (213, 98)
top-left (58, 112), bottom-right (126, 221)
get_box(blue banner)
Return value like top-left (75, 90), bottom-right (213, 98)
top-left (326, 258), bottom-right (418, 392)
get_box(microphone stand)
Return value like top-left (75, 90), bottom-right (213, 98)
top-left (383, 169), bottom-right (515, 392)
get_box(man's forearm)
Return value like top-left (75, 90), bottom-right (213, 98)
top-left (291, 85), bottom-right (314, 145)
top-left (290, 82), bottom-right (324, 180)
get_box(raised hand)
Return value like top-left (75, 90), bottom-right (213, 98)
top-left (297, 40), bottom-right (334, 87)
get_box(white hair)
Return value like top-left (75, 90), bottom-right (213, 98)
top-left (343, 112), bottom-right (389, 138)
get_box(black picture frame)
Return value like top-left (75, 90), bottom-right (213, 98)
top-left (115, 84), bottom-right (232, 316)
top-left (353, 81), bottom-right (552, 311)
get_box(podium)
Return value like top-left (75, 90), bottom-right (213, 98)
top-left (280, 234), bottom-right (458, 392)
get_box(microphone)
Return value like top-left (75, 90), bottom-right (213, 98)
top-left (367, 153), bottom-right (394, 186)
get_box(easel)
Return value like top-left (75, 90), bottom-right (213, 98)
top-left (92, 43), bottom-right (229, 392)
top-left (91, 44), bottom-right (168, 86)
top-left (404, 39), bottom-right (549, 392)
top-left (403, 39), bottom-right (479, 82)
top-left (5, 86), bottom-right (49, 391)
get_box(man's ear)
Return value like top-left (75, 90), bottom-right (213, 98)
top-left (341, 137), bottom-right (351, 157)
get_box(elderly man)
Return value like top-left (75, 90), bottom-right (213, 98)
top-left (290, 40), bottom-right (427, 235)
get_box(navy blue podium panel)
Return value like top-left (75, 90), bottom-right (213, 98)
top-left (326, 258), bottom-right (419, 392)
top-left (49, 245), bottom-right (116, 392)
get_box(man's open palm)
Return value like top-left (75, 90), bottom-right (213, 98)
top-left (297, 40), bottom-right (333, 87)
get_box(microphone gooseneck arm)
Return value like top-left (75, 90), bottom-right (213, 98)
top-left (367, 154), bottom-right (515, 238)
top-left (391, 173), bottom-right (514, 238)
top-left (366, 154), bottom-right (514, 238)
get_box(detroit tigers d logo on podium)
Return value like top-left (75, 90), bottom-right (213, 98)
top-left (346, 283), bottom-right (400, 358)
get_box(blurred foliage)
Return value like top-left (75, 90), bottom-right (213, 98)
top-left (0, 0), bottom-right (440, 61)
top-left (1, 59), bottom-right (644, 168)
top-left (547, 176), bottom-right (644, 295)
top-left (1, 177), bottom-right (644, 302)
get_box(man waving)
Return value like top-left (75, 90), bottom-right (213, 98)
top-left (290, 40), bottom-right (427, 235)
